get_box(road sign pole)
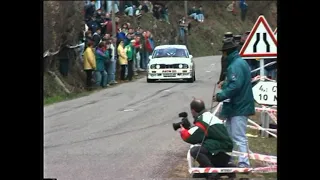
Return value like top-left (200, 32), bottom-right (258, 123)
top-left (259, 59), bottom-right (268, 137)
top-left (259, 59), bottom-right (265, 78)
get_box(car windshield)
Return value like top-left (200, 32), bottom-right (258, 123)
top-left (152, 48), bottom-right (188, 58)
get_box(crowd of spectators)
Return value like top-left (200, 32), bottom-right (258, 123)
top-left (81, 0), bottom-right (155, 90)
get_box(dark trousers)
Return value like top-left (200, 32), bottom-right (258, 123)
top-left (241, 8), bottom-right (247, 21)
top-left (84, 69), bottom-right (94, 88)
top-left (120, 65), bottom-right (126, 80)
top-left (59, 58), bottom-right (69, 76)
top-left (190, 146), bottom-right (234, 179)
top-left (190, 146), bottom-right (230, 167)
top-left (127, 60), bottom-right (134, 81)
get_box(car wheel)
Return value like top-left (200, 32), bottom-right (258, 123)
top-left (147, 78), bottom-right (155, 83)
top-left (193, 71), bottom-right (196, 81)
top-left (187, 72), bottom-right (195, 83)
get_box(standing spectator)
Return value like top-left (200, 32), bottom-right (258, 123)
top-left (125, 28), bottom-right (135, 46)
top-left (239, 0), bottom-right (248, 21)
top-left (83, 41), bottom-right (96, 90)
top-left (106, 16), bottom-right (119, 35)
top-left (143, 31), bottom-right (153, 67)
top-left (117, 40), bottom-right (128, 82)
top-left (86, 16), bottom-right (99, 34)
top-left (125, 40), bottom-right (136, 81)
top-left (133, 35), bottom-right (142, 73)
top-left (117, 24), bottom-right (128, 42)
top-left (84, 1), bottom-right (95, 20)
top-left (92, 28), bottom-right (102, 48)
top-left (196, 6), bottom-right (205, 22)
top-left (102, 33), bottom-right (111, 42)
top-left (214, 39), bottom-right (255, 168)
top-left (84, 31), bottom-right (93, 49)
top-left (106, 38), bottom-right (118, 85)
top-left (95, 42), bottom-right (109, 88)
top-left (58, 41), bottom-right (70, 77)
top-left (178, 17), bottom-right (190, 43)
top-left (218, 32), bottom-right (234, 86)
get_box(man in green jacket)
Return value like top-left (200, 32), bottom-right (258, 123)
top-left (213, 39), bottom-right (255, 168)
top-left (125, 40), bottom-right (136, 81)
top-left (179, 99), bottom-right (235, 179)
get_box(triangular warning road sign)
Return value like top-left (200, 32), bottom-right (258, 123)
top-left (239, 16), bottom-right (277, 59)
top-left (274, 28), bottom-right (277, 40)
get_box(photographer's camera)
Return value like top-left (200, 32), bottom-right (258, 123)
top-left (172, 112), bottom-right (191, 131)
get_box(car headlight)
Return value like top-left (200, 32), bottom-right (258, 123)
top-left (156, 64), bottom-right (160, 69)
top-left (179, 64), bottom-right (188, 68)
top-left (150, 64), bottom-right (156, 69)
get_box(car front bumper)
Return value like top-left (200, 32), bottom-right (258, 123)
top-left (147, 69), bottom-right (193, 79)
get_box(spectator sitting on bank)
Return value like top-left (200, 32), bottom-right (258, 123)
top-left (188, 6), bottom-right (197, 20)
top-left (124, 4), bottom-right (135, 17)
top-left (140, 1), bottom-right (149, 14)
top-left (160, 5), bottom-right (170, 24)
top-left (152, 2), bottom-right (162, 20)
top-left (95, 41), bottom-right (109, 88)
top-left (106, 0), bottom-right (119, 14)
top-left (226, 1), bottom-right (237, 16)
top-left (196, 6), bottom-right (205, 22)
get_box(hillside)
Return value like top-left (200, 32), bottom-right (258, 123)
top-left (43, 1), bottom-right (277, 103)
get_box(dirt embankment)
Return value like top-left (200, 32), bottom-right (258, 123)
top-left (43, 1), bottom-right (277, 100)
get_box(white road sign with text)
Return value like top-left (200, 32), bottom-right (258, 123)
top-left (252, 81), bottom-right (277, 106)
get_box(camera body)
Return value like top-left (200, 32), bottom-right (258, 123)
top-left (172, 112), bottom-right (191, 131)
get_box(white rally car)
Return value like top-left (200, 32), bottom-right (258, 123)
top-left (146, 45), bottom-right (196, 83)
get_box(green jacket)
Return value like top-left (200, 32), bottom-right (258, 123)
top-left (188, 8), bottom-right (196, 15)
top-left (180, 111), bottom-right (233, 155)
top-left (95, 48), bottom-right (108, 71)
top-left (125, 44), bottom-right (136, 61)
top-left (217, 50), bottom-right (255, 118)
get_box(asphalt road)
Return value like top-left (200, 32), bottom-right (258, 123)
top-left (44, 55), bottom-right (222, 180)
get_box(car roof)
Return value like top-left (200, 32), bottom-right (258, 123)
top-left (154, 45), bottom-right (187, 50)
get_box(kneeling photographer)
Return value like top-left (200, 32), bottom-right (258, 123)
top-left (175, 99), bottom-right (234, 179)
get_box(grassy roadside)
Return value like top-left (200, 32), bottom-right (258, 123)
top-left (168, 113), bottom-right (277, 179)
top-left (44, 73), bottom-right (147, 106)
